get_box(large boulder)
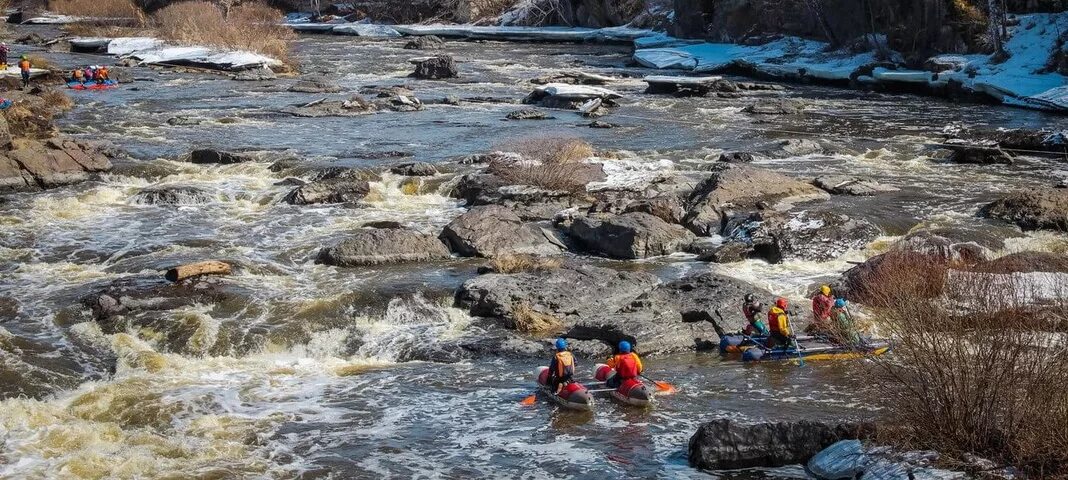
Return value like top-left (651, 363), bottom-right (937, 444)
top-left (404, 35), bottom-right (445, 49)
top-left (683, 164), bottom-right (829, 236)
top-left (316, 228), bottom-right (451, 266)
top-left (891, 228), bottom-right (998, 264)
top-left (0, 138), bottom-right (112, 192)
top-left (568, 212), bottom-right (696, 259)
top-left (440, 205), bottom-right (565, 257)
top-left (81, 275), bottom-right (236, 322)
top-left (283, 178), bottom-right (371, 205)
top-left (742, 98), bottom-right (806, 115)
top-left (188, 149), bottom-right (256, 165)
top-left (832, 251), bottom-right (947, 307)
top-left (935, 140), bottom-right (1014, 165)
top-left (727, 210), bottom-right (881, 263)
top-left (454, 173), bottom-right (595, 220)
top-left (979, 189), bottom-right (1068, 232)
top-left (689, 419), bottom-right (873, 471)
top-left (389, 162), bottom-right (438, 177)
top-left (813, 176), bottom-right (898, 196)
top-left (456, 263), bottom-right (659, 325)
top-left (411, 55), bottom-right (458, 79)
top-left (131, 185), bottom-right (216, 205)
top-left (971, 251), bottom-right (1068, 274)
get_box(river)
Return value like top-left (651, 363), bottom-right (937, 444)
top-left (1, 29), bottom-right (1066, 478)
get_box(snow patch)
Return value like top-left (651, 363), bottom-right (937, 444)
top-left (73, 36), bottom-right (280, 70)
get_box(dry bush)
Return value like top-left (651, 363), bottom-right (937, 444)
top-left (24, 54), bottom-right (56, 71)
top-left (153, 1), bottom-right (293, 61)
top-left (3, 102), bottom-right (57, 139)
top-left (64, 23), bottom-right (149, 36)
top-left (50, 0), bottom-right (145, 20)
top-left (488, 254), bottom-right (562, 274)
top-left (867, 261), bottom-right (1068, 476)
top-left (38, 89), bottom-right (74, 111)
top-left (510, 302), bottom-right (563, 333)
top-left (489, 137), bottom-right (596, 193)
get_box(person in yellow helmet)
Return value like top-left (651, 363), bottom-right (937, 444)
top-left (766, 297), bottom-right (793, 348)
top-left (807, 285), bottom-right (834, 335)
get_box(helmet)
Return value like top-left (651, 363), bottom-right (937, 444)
top-left (744, 293), bottom-right (755, 303)
top-left (820, 285), bottom-right (831, 295)
top-left (20, 55), bottom-right (27, 60)
top-left (834, 298), bottom-right (847, 308)
top-left (776, 298), bottom-right (788, 309)
top-left (555, 338), bottom-right (568, 351)
top-left (618, 340), bottom-right (632, 353)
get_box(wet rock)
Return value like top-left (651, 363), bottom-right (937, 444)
top-left (454, 173), bottom-right (592, 221)
top-left (622, 195), bottom-right (686, 225)
top-left (188, 149), bottom-right (255, 165)
top-left (689, 418), bottom-right (873, 471)
top-left (697, 241), bottom-right (750, 263)
top-left (363, 220), bottom-right (403, 229)
top-left (588, 120), bottom-right (617, 128)
top-left (282, 97), bottom-right (378, 117)
top-left (410, 55), bottom-right (458, 79)
top-left (736, 82), bottom-right (786, 91)
top-left (316, 228), bottom-right (450, 266)
top-left (0, 138), bottom-right (112, 192)
top-left (131, 185), bottom-right (215, 205)
top-left (980, 188), bottom-right (1068, 232)
top-left (813, 176), bottom-right (898, 196)
top-left (832, 251), bottom-right (947, 306)
top-left (439, 205), bottom-right (565, 257)
top-left (505, 108), bottom-right (551, 120)
top-left (947, 127), bottom-right (1068, 156)
top-left (456, 263), bottom-right (659, 325)
top-left (531, 72), bottom-right (613, 86)
top-left (274, 177), bottom-right (305, 187)
top-left (683, 164), bottom-right (829, 236)
top-left (81, 275), bottom-right (235, 321)
top-left (282, 178), bottom-right (371, 205)
top-left (523, 83), bottom-right (622, 110)
top-left (971, 251), bottom-right (1068, 274)
top-left (742, 98), bottom-right (806, 115)
top-left (892, 228), bottom-right (995, 264)
top-left (568, 212), bottom-right (695, 259)
top-left (762, 138), bottom-right (825, 157)
top-left (166, 116), bottom-right (208, 126)
top-left (232, 67), bottom-right (276, 81)
top-left (935, 139), bottom-right (1015, 164)
top-left (1057, 178), bottom-right (1068, 189)
top-left (718, 151), bottom-right (754, 163)
top-left (389, 162), bottom-right (437, 176)
top-left (288, 80), bottom-right (342, 93)
top-left (644, 75), bottom-right (739, 96)
top-left (16, 32), bottom-right (47, 45)
top-left (404, 35), bottom-right (445, 50)
top-left (730, 210), bottom-right (880, 263)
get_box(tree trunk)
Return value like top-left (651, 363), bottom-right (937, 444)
top-left (988, 0), bottom-right (1007, 60)
top-left (165, 260), bottom-right (232, 283)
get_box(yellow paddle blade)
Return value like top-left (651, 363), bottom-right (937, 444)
top-left (520, 394), bottom-right (537, 405)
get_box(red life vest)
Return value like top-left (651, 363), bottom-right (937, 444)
top-left (613, 353), bottom-right (639, 379)
top-left (554, 351), bottom-right (574, 377)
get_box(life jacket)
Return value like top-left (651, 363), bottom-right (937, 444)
top-left (18, 60), bottom-right (30, 72)
top-left (768, 307), bottom-right (790, 336)
top-left (72, 70), bottom-right (84, 80)
top-left (99, 68), bottom-right (109, 80)
top-left (612, 353), bottom-right (640, 379)
top-left (554, 351), bottom-right (574, 378)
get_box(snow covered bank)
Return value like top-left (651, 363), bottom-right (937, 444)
top-left (287, 22), bottom-right (401, 37)
top-left (285, 21), bottom-right (660, 43)
top-left (635, 12), bottom-right (1068, 112)
top-left (70, 37), bottom-right (281, 71)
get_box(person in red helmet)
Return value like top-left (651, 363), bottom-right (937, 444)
top-left (766, 297), bottom-right (794, 348)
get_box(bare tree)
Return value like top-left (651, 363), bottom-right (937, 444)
top-left (801, 0), bottom-right (839, 46)
top-left (987, 0), bottom-right (1007, 60)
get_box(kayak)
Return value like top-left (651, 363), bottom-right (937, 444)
top-left (67, 80), bottom-right (118, 90)
top-left (534, 366), bottom-right (593, 411)
top-left (594, 364), bottom-right (653, 407)
top-left (738, 338), bottom-right (891, 362)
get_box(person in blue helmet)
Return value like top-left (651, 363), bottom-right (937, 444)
top-left (605, 340), bottom-right (643, 388)
top-left (546, 338), bottom-right (576, 394)
top-left (831, 298), bottom-right (860, 345)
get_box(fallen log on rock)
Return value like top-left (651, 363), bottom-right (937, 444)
top-left (165, 260), bottom-right (232, 282)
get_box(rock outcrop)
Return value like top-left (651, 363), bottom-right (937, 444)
top-left (316, 228), bottom-right (451, 266)
top-left (980, 189), bottom-right (1068, 232)
top-left (130, 185), bottom-right (216, 205)
top-left (568, 212), bottom-right (695, 259)
top-left (725, 210), bottom-right (880, 263)
top-left (813, 176), bottom-right (898, 196)
top-left (439, 205), bottom-right (565, 257)
top-left (689, 418), bottom-right (873, 471)
top-left (390, 162), bottom-right (438, 176)
top-left (283, 178), bottom-right (371, 205)
top-left (411, 55), bottom-right (459, 79)
top-left (0, 138), bottom-right (112, 192)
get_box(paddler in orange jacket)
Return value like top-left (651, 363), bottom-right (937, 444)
top-left (546, 338), bottom-right (575, 394)
top-left (605, 340), bottom-right (643, 388)
top-left (767, 298), bottom-right (794, 348)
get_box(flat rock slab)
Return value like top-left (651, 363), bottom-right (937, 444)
top-left (568, 212), bottom-right (695, 259)
top-left (317, 228), bottom-right (450, 266)
top-left (439, 205), bottom-right (564, 257)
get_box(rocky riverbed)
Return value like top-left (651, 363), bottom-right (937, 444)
top-left (1, 21), bottom-right (1067, 478)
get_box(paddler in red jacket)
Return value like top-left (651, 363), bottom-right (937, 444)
top-left (546, 338), bottom-right (575, 394)
top-left (808, 285), bottom-right (835, 334)
top-left (605, 340), bottom-right (643, 388)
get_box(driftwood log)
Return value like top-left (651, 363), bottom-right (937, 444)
top-left (165, 260), bottom-right (232, 282)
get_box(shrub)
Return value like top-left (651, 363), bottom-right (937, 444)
top-left (488, 254), bottom-right (562, 274)
top-left (867, 261), bottom-right (1068, 476)
top-left (24, 54), bottom-right (56, 71)
top-left (38, 89), bottom-right (74, 111)
top-left (489, 136), bottom-right (596, 193)
top-left (510, 302), bottom-right (563, 333)
top-left (49, 0), bottom-right (145, 21)
top-left (153, 1), bottom-right (294, 61)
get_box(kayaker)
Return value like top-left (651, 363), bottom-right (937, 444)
top-left (84, 66), bottom-right (94, 81)
top-left (605, 340), bottom-right (643, 388)
top-left (97, 66), bottom-right (110, 83)
top-left (18, 55), bottom-right (31, 88)
top-left (71, 69), bottom-right (85, 83)
top-left (808, 285), bottom-right (834, 334)
top-left (545, 338), bottom-right (575, 394)
top-left (831, 298), bottom-right (860, 345)
top-left (0, 43), bottom-right (8, 69)
top-left (766, 298), bottom-right (793, 348)
top-left (741, 293), bottom-right (768, 336)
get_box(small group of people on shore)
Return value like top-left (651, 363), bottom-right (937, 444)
top-left (69, 65), bottom-right (111, 84)
top-left (544, 338), bottom-right (643, 395)
top-left (1, 43), bottom-right (35, 88)
top-left (740, 285), bottom-right (860, 348)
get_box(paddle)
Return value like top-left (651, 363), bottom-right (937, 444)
top-left (641, 374), bottom-right (677, 394)
top-left (785, 313), bottom-right (805, 367)
top-left (520, 391), bottom-right (538, 405)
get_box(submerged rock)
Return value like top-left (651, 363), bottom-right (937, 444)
top-left (505, 108), bottom-right (551, 120)
top-left (404, 35), bottom-right (445, 50)
top-left (718, 151), bottom-right (755, 163)
top-left (188, 149), bottom-right (255, 165)
top-left (742, 98), bottom-right (806, 115)
top-left (813, 176), bottom-right (898, 196)
top-left (282, 178), bottom-right (371, 205)
top-left (935, 139), bottom-right (1015, 165)
top-left (288, 80), bottom-right (342, 93)
top-left (568, 212), bottom-right (695, 259)
top-left (316, 228), bottom-right (451, 266)
top-left (389, 162), bottom-right (438, 177)
top-left (232, 67), bottom-right (276, 81)
top-left (131, 185), bottom-right (215, 205)
top-left (411, 55), bottom-right (458, 79)
top-left (439, 205), bottom-right (565, 257)
top-left (683, 164), bottom-right (829, 236)
top-left (689, 418), bottom-right (873, 471)
top-left (980, 188), bottom-right (1068, 232)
